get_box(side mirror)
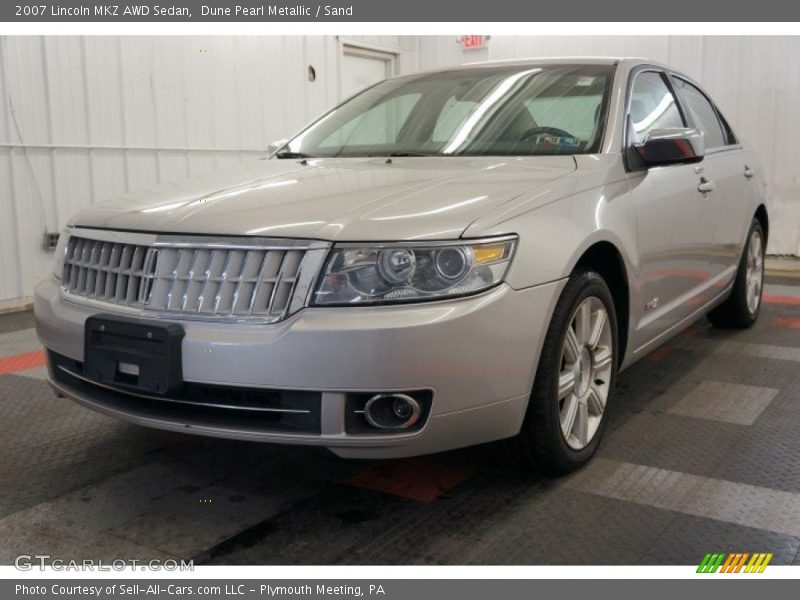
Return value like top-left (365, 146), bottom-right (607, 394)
top-left (267, 139), bottom-right (288, 155)
top-left (633, 128), bottom-right (705, 166)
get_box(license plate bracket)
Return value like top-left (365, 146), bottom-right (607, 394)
top-left (84, 314), bottom-right (185, 396)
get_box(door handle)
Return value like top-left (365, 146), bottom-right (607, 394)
top-left (698, 177), bottom-right (715, 194)
top-left (744, 166), bottom-right (754, 179)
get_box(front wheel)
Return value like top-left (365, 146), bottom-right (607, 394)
top-left (502, 270), bottom-right (618, 474)
top-left (707, 219), bottom-right (765, 329)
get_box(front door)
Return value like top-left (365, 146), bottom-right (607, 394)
top-left (627, 70), bottom-right (717, 351)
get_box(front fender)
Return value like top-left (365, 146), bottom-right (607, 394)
top-left (477, 180), bottom-right (639, 293)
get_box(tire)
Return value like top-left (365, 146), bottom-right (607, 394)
top-left (502, 269), bottom-right (619, 475)
top-left (707, 219), bottom-right (765, 329)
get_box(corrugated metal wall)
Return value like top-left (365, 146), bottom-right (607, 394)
top-left (419, 35), bottom-right (800, 257)
top-left (0, 35), bottom-right (417, 306)
top-left (2, 35), bottom-right (798, 305)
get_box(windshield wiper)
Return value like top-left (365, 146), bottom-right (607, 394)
top-left (386, 151), bottom-right (435, 157)
top-left (276, 151), bottom-right (433, 159)
top-left (275, 151), bottom-right (314, 159)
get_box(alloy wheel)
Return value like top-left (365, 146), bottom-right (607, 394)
top-left (746, 229), bottom-right (764, 315)
top-left (558, 296), bottom-right (613, 450)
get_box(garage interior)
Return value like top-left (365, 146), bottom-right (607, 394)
top-left (1, 35), bottom-right (799, 565)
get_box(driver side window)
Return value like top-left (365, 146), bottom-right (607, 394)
top-left (629, 71), bottom-right (685, 143)
top-left (671, 78), bottom-right (727, 149)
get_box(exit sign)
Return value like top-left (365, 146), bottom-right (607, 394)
top-left (461, 35), bottom-right (487, 50)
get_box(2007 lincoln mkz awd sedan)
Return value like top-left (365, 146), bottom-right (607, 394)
top-left (35, 57), bottom-right (767, 472)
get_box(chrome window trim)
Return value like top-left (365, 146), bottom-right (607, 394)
top-left (705, 145), bottom-right (744, 156)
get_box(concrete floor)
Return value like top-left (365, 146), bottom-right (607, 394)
top-left (1, 276), bottom-right (799, 565)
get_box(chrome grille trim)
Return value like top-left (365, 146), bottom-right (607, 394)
top-left (138, 247), bottom-right (160, 305)
top-left (56, 365), bottom-right (312, 414)
top-left (59, 228), bottom-right (330, 323)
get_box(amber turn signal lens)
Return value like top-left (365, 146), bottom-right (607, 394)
top-left (472, 244), bottom-right (507, 264)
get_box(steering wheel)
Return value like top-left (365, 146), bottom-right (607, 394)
top-left (520, 126), bottom-right (576, 142)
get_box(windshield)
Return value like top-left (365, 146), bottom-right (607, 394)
top-left (280, 64), bottom-right (614, 158)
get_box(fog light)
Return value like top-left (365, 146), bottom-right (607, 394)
top-left (393, 396), bottom-right (413, 419)
top-left (364, 393), bottom-right (421, 429)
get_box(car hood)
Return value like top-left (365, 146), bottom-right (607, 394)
top-left (70, 156), bottom-right (576, 241)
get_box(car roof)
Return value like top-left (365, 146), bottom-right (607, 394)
top-left (413, 57), bottom-right (669, 76)
top-left (465, 56), bottom-right (625, 66)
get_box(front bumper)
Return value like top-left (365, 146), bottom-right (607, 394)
top-left (34, 277), bottom-right (563, 458)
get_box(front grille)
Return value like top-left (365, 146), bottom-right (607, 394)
top-left (61, 233), bottom-right (323, 322)
top-left (62, 238), bottom-right (153, 307)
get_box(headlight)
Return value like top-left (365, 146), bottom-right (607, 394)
top-left (51, 230), bottom-right (71, 281)
top-left (313, 236), bottom-right (516, 305)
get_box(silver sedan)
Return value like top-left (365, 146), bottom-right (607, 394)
top-left (35, 57), bottom-right (767, 473)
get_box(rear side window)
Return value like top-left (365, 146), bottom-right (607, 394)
top-left (672, 78), bottom-right (727, 149)
top-left (628, 71), bottom-right (685, 142)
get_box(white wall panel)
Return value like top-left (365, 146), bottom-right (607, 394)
top-left (0, 35), bottom-right (406, 305)
top-left (419, 35), bottom-right (800, 256)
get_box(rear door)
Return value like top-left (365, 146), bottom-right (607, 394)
top-left (670, 75), bottom-right (752, 291)
top-left (627, 69), bottom-right (717, 351)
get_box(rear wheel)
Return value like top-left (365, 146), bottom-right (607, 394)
top-left (502, 270), bottom-right (618, 474)
top-left (708, 219), bottom-right (765, 329)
